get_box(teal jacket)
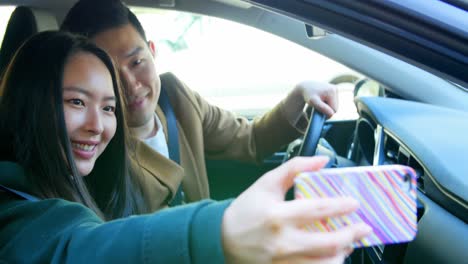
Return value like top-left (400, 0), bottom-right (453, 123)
top-left (0, 161), bottom-right (231, 263)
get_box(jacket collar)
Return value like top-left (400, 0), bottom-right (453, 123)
top-left (0, 161), bottom-right (33, 194)
top-left (130, 138), bottom-right (184, 200)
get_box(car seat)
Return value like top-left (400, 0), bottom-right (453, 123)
top-left (0, 6), bottom-right (58, 78)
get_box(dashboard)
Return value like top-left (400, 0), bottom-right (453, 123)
top-left (352, 96), bottom-right (468, 263)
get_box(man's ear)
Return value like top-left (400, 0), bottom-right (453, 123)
top-left (148, 40), bottom-right (157, 58)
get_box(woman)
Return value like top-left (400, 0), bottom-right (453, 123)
top-left (0, 30), bottom-right (149, 220)
top-left (0, 31), bottom-right (371, 263)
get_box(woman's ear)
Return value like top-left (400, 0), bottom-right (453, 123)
top-left (148, 40), bottom-right (157, 58)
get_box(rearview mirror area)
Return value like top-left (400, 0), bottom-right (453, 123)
top-left (305, 24), bottom-right (329, 39)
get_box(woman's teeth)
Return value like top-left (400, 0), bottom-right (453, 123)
top-left (72, 143), bottom-right (95, 151)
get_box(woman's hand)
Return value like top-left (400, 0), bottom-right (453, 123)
top-left (222, 156), bottom-right (372, 264)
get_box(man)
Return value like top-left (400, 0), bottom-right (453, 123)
top-left (61, 0), bottom-right (338, 210)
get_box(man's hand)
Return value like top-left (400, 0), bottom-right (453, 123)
top-left (222, 156), bottom-right (372, 264)
top-left (283, 81), bottom-right (338, 122)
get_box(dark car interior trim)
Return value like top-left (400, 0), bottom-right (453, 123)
top-left (246, 0), bottom-right (468, 88)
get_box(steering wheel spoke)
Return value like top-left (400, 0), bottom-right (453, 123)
top-left (298, 109), bottom-right (326, 156)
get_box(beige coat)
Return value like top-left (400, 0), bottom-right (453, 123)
top-left (132, 73), bottom-right (303, 211)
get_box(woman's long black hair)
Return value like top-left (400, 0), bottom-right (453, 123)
top-left (0, 31), bottom-right (149, 219)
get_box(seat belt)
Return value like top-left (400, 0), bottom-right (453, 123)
top-left (158, 86), bottom-right (185, 206)
top-left (0, 184), bottom-right (39, 201)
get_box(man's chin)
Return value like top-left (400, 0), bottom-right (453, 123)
top-left (127, 113), bottom-right (154, 128)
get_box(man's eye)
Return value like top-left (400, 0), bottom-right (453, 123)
top-left (103, 105), bottom-right (116, 113)
top-left (133, 58), bottom-right (143, 66)
top-left (69, 99), bottom-right (84, 106)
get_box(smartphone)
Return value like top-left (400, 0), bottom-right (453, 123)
top-left (294, 165), bottom-right (417, 248)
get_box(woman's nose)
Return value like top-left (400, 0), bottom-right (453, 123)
top-left (85, 108), bottom-right (104, 135)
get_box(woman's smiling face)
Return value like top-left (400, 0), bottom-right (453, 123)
top-left (62, 52), bottom-right (117, 176)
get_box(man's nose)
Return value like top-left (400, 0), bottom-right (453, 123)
top-left (85, 107), bottom-right (104, 135)
top-left (120, 69), bottom-right (142, 96)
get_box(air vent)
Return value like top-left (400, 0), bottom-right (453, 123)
top-left (384, 134), bottom-right (425, 192)
top-left (355, 118), bottom-right (375, 164)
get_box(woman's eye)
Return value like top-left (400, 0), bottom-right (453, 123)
top-left (69, 99), bottom-right (84, 106)
top-left (103, 105), bottom-right (116, 113)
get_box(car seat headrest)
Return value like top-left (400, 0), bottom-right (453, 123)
top-left (0, 6), bottom-right (59, 77)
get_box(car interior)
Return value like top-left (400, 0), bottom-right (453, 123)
top-left (0, 0), bottom-right (467, 263)
top-left (0, 6), bottom-right (58, 77)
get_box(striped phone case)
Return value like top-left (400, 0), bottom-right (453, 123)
top-left (294, 165), bottom-right (417, 248)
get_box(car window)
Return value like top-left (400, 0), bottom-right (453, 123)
top-left (0, 6), bottom-right (15, 44)
top-left (132, 8), bottom-right (364, 120)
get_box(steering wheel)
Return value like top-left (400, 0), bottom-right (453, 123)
top-left (297, 108), bottom-right (326, 156)
top-left (284, 109), bottom-right (327, 200)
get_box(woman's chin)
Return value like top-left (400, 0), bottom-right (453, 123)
top-left (76, 162), bottom-right (95, 177)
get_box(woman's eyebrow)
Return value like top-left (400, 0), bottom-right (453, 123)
top-left (64, 86), bottom-right (116, 102)
top-left (64, 86), bottom-right (91, 97)
top-left (103, 95), bottom-right (116, 102)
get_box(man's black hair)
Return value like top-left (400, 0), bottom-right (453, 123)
top-left (61, 0), bottom-right (147, 41)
